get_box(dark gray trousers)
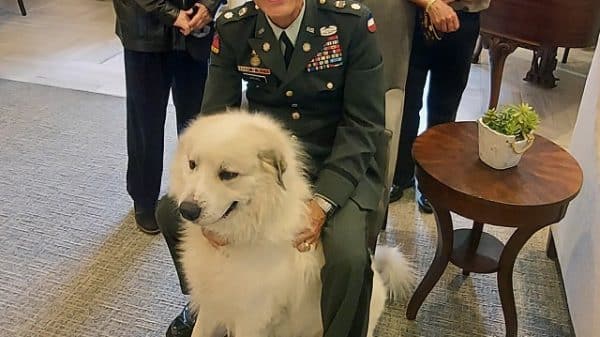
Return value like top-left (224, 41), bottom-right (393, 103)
top-left (393, 11), bottom-right (481, 185)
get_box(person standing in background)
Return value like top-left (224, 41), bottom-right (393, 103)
top-left (389, 0), bottom-right (490, 212)
top-left (112, 0), bottom-right (224, 234)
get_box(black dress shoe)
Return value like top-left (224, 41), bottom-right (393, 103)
top-left (389, 178), bottom-right (416, 203)
top-left (167, 303), bottom-right (196, 337)
top-left (417, 194), bottom-right (433, 214)
top-left (134, 205), bottom-right (160, 235)
top-left (389, 184), bottom-right (404, 203)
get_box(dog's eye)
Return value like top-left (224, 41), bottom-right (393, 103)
top-left (219, 170), bottom-right (239, 181)
top-left (188, 160), bottom-right (196, 170)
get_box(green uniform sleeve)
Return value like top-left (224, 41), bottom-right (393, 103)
top-left (314, 9), bottom-right (385, 207)
top-left (132, 0), bottom-right (180, 26)
top-left (200, 21), bottom-right (243, 114)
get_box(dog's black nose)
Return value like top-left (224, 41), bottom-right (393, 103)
top-left (179, 201), bottom-right (202, 221)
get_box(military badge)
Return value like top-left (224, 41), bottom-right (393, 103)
top-left (250, 52), bottom-right (261, 66)
top-left (211, 33), bottom-right (220, 54)
top-left (319, 25), bottom-right (337, 37)
top-left (306, 35), bottom-right (343, 72)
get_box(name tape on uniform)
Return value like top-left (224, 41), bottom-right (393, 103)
top-left (238, 65), bottom-right (272, 75)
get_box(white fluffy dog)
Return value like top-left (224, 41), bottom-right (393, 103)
top-left (168, 111), bottom-right (414, 337)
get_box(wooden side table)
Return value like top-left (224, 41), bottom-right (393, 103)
top-left (405, 122), bottom-right (582, 337)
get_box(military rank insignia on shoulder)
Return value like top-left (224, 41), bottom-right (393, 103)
top-left (318, 0), bottom-right (365, 16)
top-left (217, 1), bottom-right (258, 24)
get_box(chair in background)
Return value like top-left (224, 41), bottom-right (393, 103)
top-left (365, 0), bottom-right (415, 250)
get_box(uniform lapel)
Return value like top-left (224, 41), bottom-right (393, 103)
top-left (283, 0), bottom-right (327, 86)
top-left (248, 13), bottom-right (287, 81)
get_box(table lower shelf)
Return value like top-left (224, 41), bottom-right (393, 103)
top-left (450, 228), bottom-right (504, 274)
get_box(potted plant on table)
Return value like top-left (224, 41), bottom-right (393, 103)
top-left (478, 103), bottom-right (541, 170)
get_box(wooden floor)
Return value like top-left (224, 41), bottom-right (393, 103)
top-left (0, 0), bottom-right (595, 145)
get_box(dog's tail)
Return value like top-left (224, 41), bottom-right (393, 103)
top-left (372, 245), bottom-right (416, 301)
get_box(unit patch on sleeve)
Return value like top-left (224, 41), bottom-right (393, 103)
top-left (367, 13), bottom-right (376, 33)
top-left (211, 33), bottom-right (220, 54)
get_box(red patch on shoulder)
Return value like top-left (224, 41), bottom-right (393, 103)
top-left (211, 33), bottom-right (220, 54)
top-left (367, 15), bottom-right (376, 33)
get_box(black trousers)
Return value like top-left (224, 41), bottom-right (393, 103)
top-left (393, 11), bottom-right (480, 185)
top-left (124, 48), bottom-right (210, 209)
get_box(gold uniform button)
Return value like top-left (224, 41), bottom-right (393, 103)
top-left (291, 135), bottom-right (298, 140)
top-left (326, 82), bottom-right (334, 90)
top-left (285, 90), bottom-right (294, 97)
top-left (292, 112), bottom-right (301, 120)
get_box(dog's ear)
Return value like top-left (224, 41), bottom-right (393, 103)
top-left (257, 150), bottom-right (287, 190)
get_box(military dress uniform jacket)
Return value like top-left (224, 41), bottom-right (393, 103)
top-left (200, 0), bottom-right (386, 212)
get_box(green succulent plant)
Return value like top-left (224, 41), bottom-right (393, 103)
top-left (482, 103), bottom-right (540, 140)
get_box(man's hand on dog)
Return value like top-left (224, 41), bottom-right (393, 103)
top-left (294, 199), bottom-right (327, 252)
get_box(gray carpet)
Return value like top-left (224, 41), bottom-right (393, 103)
top-left (0, 79), bottom-right (574, 337)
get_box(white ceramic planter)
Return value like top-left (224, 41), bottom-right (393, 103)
top-left (477, 118), bottom-right (534, 170)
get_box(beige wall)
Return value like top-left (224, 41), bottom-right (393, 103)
top-left (554, 35), bottom-right (600, 337)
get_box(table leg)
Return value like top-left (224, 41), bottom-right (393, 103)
top-left (546, 229), bottom-right (557, 260)
top-left (497, 224), bottom-right (546, 337)
top-left (17, 0), bottom-right (27, 16)
top-left (524, 46), bottom-right (559, 88)
top-left (562, 48), bottom-right (570, 64)
top-left (480, 33), bottom-right (518, 109)
top-left (406, 207), bottom-right (454, 320)
top-left (462, 221), bottom-right (484, 276)
top-left (472, 35), bottom-right (483, 64)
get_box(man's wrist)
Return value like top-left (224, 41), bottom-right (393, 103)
top-left (313, 194), bottom-right (336, 218)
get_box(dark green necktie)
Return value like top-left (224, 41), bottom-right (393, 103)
top-left (280, 32), bottom-right (294, 68)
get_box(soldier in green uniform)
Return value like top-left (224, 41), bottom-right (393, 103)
top-left (156, 0), bottom-right (386, 336)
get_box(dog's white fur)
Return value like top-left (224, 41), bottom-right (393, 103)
top-left (169, 111), bottom-right (414, 337)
